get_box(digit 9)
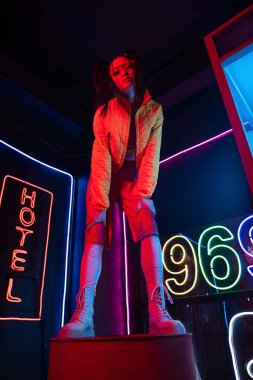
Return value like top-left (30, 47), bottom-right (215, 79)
top-left (162, 235), bottom-right (198, 295)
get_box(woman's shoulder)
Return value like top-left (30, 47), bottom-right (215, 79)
top-left (94, 103), bottom-right (109, 119)
top-left (140, 91), bottom-right (162, 110)
top-left (94, 98), bottom-right (115, 117)
top-left (143, 98), bottom-right (163, 116)
top-left (149, 98), bottom-right (162, 108)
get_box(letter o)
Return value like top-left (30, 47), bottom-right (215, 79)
top-left (19, 207), bottom-right (35, 227)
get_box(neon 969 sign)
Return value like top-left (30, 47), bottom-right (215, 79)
top-left (162, 215), bottom-right (253, 297)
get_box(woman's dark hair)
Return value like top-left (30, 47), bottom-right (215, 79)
top-left (93, 49), bottom-right (146, 111)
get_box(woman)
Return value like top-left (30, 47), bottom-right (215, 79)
top-left (58, 49), bottom-right (185, 338)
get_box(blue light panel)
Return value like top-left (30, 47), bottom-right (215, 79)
top-left (222, 43), bottom-right (253, 156)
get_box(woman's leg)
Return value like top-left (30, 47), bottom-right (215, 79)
top-left (141, 235), bottom-right (186, 334)
top-left (79, 243), bottom-right (103, 290)
top-left (141, 234), bottom-right (163, 296)
top-left (57, 242), bottom-right (103, 338)
top-left (120, 182), bottom-right (185, 334)
top-left (58, 176), bottom-right (107, 338)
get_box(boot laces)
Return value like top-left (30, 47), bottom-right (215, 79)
top-left (151, 285), bottom-right (173, 320)
top-left (70, 288), bottom-right (91, 323)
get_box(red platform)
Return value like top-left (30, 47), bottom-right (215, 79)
top-left (48, 333), bottom-right (196, 380)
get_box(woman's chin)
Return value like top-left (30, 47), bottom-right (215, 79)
top-left (122, 83), bottom-right (134, 92)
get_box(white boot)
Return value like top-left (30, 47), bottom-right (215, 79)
top-left (57, 287), bottom-right (95, 338)
top-left (148, 285), bottom-right (186, 335)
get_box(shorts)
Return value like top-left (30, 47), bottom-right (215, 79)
top-left (85, 163), bottom-right (158, 246)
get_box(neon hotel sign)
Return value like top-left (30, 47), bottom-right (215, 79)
top-left (0, 175), bottom-right (53, 321)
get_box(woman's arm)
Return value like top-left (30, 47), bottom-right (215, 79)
top-left (90, 106), bottom-right (112, 210)
top-left (135, 104), bottom-right (163, 198)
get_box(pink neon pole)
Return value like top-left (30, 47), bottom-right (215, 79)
top-left (159, 129), bottom-right (233, 165)
top-left (122, 212), bottom-right (130, 335)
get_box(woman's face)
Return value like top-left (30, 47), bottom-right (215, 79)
top-left (109, 56), bottom-right (135, 93)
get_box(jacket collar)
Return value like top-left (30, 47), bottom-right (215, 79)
top-left (141, 90), bottom-right (152, 106)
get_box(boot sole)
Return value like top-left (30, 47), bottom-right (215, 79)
top-left (58, 329), bottom-right (95, 339)
top-left (149, 325), bottom-right (186, 335)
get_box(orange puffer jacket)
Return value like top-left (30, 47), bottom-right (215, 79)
top-left (90, 90), bottom-right (164, 211)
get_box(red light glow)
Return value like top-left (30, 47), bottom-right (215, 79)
top-left (6, 278), bottom-right (22, 303)
top-left (15, 226), bottom-right (34, 246)
top-left (0, 175), bottom-right (53, 321)
top-left (19, 207), bottom-right (36, 227)
top-left (10, 249), bottom-right (27, 272)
